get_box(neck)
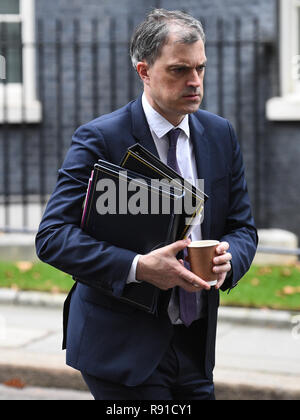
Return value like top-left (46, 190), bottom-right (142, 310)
top-left (144, 90), bottom-right (185, 127)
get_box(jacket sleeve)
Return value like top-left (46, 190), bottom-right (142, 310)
top-left (220, 121), bottom-right (258, 292)
top-left (35, 123), bottom-right (137, 298)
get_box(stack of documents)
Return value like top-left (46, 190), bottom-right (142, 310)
top-left (78, 144), bottom-right (208, 313)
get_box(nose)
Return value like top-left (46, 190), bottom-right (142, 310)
top-left (187, 69), bottom-right (202, 88)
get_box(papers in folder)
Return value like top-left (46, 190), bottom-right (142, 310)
top-left (78, 144), bottom-right (208, 313)
top-left (120, 143), bottom-right (208, 240)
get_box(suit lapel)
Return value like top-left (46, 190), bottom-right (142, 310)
top-left (130, 96), bottom-right (160, 158)
top-left (189, 113), bottom-right (212, 239)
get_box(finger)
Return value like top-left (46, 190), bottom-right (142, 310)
top-left (177, 266), bottom-right (211, 291)
top-left (215, 272), bottom-right (227, 290)
top-left (213, 262), bottom-right (232, 274)
top-left (216, 241), bottom-right (230, 255)
top-left (178, 259), bottom-right (185, 266)
top-left (177, 277), bottom-right (208, 292)
top-left (165, 238), bottom-right (191, 256)
top-left (213, 252), bottom-right (232, 265)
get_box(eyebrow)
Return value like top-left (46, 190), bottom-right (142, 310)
top-left (168, 61), bottom-right (207, 69)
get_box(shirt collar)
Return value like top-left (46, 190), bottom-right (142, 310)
top-left (142, 93), bottom-right (190, 140)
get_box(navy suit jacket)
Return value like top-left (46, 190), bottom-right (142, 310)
top-left (35, 96), bottom-right (257, 386)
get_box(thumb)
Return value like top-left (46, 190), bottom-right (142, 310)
top-left (165, 238), bottom-right (191, 256)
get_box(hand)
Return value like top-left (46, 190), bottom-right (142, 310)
top-left (212, 242), bottom-right (232, 290)
top-left (136, 239), bottom-right (211, 293)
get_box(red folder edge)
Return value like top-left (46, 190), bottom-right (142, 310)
top-left (81, 170), bottom-right (94, 228)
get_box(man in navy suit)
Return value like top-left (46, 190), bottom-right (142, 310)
top-left (36, 9), bottom-right (257, 400)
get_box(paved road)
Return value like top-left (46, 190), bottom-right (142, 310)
top-left (0, 303), bottom-right (300, 399)
top-left (0, 384), bottom-right (93, 400)
top-left (215, 319), bottom-right (300, 394)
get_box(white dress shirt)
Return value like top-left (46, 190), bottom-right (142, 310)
top-left (126, 93), bottom-right (206, 323)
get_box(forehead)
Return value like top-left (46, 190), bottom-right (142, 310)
top-left (157, 33), bottom-right (206, 65)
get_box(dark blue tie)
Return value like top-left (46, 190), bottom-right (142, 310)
top-left (167, 128), bottom-right (198, 327)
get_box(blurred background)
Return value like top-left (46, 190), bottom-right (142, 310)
top-left (0, 0), bottom-right (300, 400)
top-left (0, 0), bottom-right (299, 237)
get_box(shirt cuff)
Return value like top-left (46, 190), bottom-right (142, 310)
top-left (126, 254), bottom-right (142, 284)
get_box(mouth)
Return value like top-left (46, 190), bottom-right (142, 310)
top-left (182, 94), bottom-right (201, 101)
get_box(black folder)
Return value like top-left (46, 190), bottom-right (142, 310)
top-left (120, 143), bottom-right (208, 240)
top-left (81, 160), bottom-right (184, 252)
top-left (121, 143), bottom-right (207, 201)
top-left (78, 144), bottom-right (208, 314)
top-left (77, 160), bottom-right (185, 313)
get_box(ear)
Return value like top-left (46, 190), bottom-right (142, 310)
top-left (136, 61), bottom-right (150, 85)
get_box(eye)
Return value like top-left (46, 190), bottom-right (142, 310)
top-left (197, 65), bottom-right (206, 73)
top-left (171, 67), bottom-right (187, 74)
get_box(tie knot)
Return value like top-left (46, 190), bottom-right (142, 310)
top-left (167, 128), bottom-right (181, 148)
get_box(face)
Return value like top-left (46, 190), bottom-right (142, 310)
top-left (137, 33), bottom-right (207, 126)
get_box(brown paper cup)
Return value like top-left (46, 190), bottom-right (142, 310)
top-left (187, 240), bottom-right (220, 286)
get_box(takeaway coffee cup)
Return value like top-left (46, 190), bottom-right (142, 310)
top-left (187, 240), bottom-right (220, 286)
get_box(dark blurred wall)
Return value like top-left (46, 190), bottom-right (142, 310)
top-left (2, 0), bottom-right (300, 240)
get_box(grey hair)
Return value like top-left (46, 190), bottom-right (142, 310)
top-left (130, 9), bottom-right (205, 70)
